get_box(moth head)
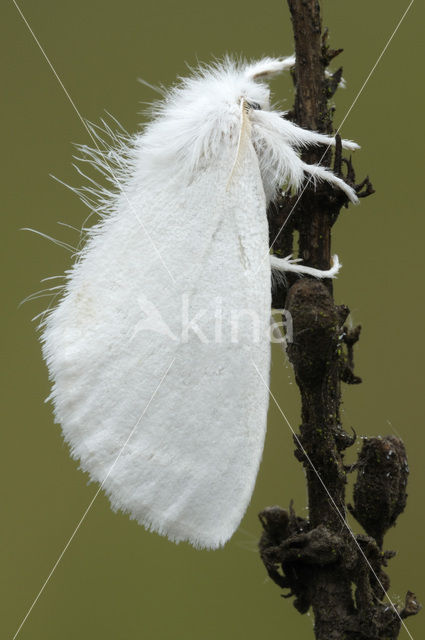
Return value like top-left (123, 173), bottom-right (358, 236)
top-left (221, 56), bottom-right (293, 113)
top-left (177, 56), bottom-right (289, 115)
top-left (239, 56), bottom-right (295, 109)
top-left (140, 57), bottom-right (293, 181)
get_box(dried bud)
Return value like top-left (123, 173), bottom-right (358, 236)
top-left (259, 506), bottom-right (291, 544)
top-left (349, 436), bottom-right (408, 546)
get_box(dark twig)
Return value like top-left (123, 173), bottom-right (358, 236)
top-left (260, 2), bottom-right (420, 638)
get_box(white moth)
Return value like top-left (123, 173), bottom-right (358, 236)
top-left (41, 56), bottom-right (359, 549)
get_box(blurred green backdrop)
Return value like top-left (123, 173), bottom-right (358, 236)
top-left (2, 1), bottom-right (424, 638)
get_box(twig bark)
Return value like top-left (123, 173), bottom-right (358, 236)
top-left (260, 2), bottom-right (420, 638)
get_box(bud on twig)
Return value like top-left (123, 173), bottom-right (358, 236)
top-left (349, 436), bottom-right (408, 547)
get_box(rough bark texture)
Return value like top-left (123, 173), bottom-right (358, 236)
top-left (259, 2), bottom-right (420, 638)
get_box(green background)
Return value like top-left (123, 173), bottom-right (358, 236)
top-left (2, 1), bottom-right (423, 638)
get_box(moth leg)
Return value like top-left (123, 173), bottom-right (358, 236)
top-left (251, 118), bottom-right (358, 203)
top-left (270, 254), bottom-right (341, 279)
top-left (253, 111), bottom-right (360, 151)
top-left (302, 162), bottom-right (359, 204)
top-left (276, 117), bottom-right (360, 152)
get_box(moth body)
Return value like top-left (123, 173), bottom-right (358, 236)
top-left (41, 56), bottom-right (359, 548)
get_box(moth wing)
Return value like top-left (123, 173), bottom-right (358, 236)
top-left (42, 140), bottom-right (271, 549)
